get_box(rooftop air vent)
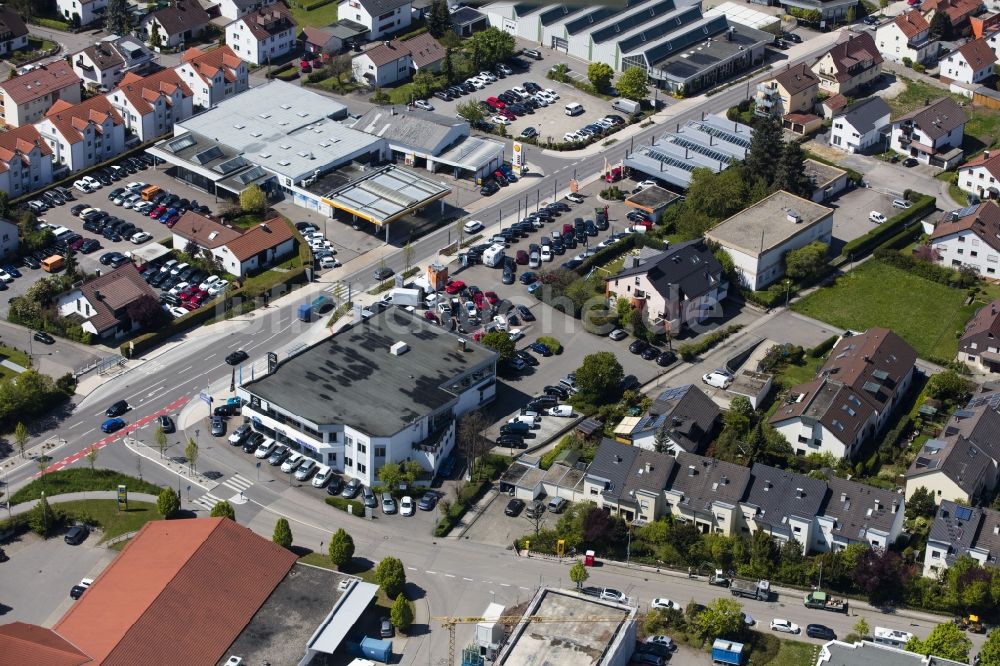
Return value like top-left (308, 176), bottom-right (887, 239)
top-left (390, 341), bottom-right (409, 356)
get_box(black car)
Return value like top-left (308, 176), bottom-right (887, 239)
top-left (64, 525), bottom-right (89, 545)
top-left (243, 432), bottom-right (264, 453)
top-left (903, 157), bottom-right (919, 167)
top-left (157, 414), bottom-right (175, 433)
top-left (656, 351), bottom-right (677, 367)
top-left (628, 339), bottom-right (649, 355)
top-left (33, 330), bottom-right (55, 344)
top-left (326, 475), bottom-right (345, 495)
top-left (544, 385), bottom-right (569, 399)
top-left (505, 498), bottom-right (525, 516)
top-left (71, 203), bottom-right (88, 216)
top-left (418, 492), bottom-right (439, 511)
top-left (502, 270), bottom-right (515, 284)
top-left (519, 271), bottom-right (537, 285)
top-left (561, 259), bottom-right (583, 271)
top-left (783, 31), bottom-right (802, 43)
top-left (225, 350), bottom-right (249, 365)
top-left (806, 624), bottom-right (836, 640)
top-left (527, 395), bottom-right (558, 410)
top-left (516, 349), bottom-right (538, 366)
top-left (99, 251), bottom-right (123, 266)
top-left (641, 346), bottom-right (659, 361)
top-left (22, 255), bottom-right (40, 269)
top-left (214, 404), bottom-right (239, 417)
top-left (480, 181), bottom-right (500, 196)
top-left (105, 399), bottom-right (129, 417)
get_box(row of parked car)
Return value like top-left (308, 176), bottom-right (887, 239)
top-left (25, 153), bottom-right (156, 214)
top-left (479, 163), bottom-right (520, 196)
top-left (295, 221), bottom-right (340, 269)
top-left (135, 255), bottom-right (230, 318)
top-left (563, 114), bottom-right (629, 144)
top-left (71, 204), bottom-right (149, 248)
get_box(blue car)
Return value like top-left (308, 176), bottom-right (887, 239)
top-left (2, 265), bottom-right (21, 278)
top-left (101, 417), bottom-right (126, 434)
top-left (158, 207), bottom-right (177, 222)
top-left (529, 342), bottom-right (551, 356)
top-left (527, 281), bottom-right (542, 295)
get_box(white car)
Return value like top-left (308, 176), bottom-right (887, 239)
top-left (168, 281), bottom-right (190, 297)
top-left (869, 211), bottom-right (887, 224)
top-left (130, 231), bottom-right (152, 244)
top-left (199, 275), bottom-right (222, 291)
top-left (0, 269), bottom-right (13, 283)
top-left (770, 618), bottom-right (800, 634)
top-left (540, 247), bottom-right (553, 262)
top-left (532, 94), bottom-right (549, 107)
top-left (547, 404), bottom-right (573, 417)
top-left (81, 175), bottom-right (101, 190)
top-left (73, 179), bottom-right (93, 193)
top-left (134, 201), bottom-right (154, 214)
top-left (512, 86), bottom-right (529, 98)
top-left (892, 198), bottom-right (912, 209)
top-left (702, 370), bottom-right (733, 389)
top-left (508, 328), bottom-right (524, 342)
top-left (126, 181), bottom-right (146, 192)
top-left (312, 465), bottom-right (333, 487)
top-left (651, 598), bottom-right (683, 611)
top-left (207, 279), bottom-right (229, 296)
top-left (563, 132), bottom-right (583, 142)
top-left (254, 440), bottom-right (276, 459)
top-left (469, 78), bottom-right (486, 89)
top-left (463, 219), bottom-right (484, 233)
top-left (168, 306), bottom-right (188, 318)
top-left (400, 496), bottom-right (415, 516)
top-left (319, 256), bottom-right (341, 269)
top-left (491, 315), bottom-right (508, 332)
top-left (636, 180), bottom-right (658, 190)
top-left (600, 588), bottom-right (627, 603)
top-left (281, 451), bottom-right (304, 473)
top-left (566, 193), bottom-right (584, 204)
top-left (413, 99), bottom-right (434, 111)
top-left (491, 115), bottom-right (510, 126)
top-left (543, 88), bottom-right (560, 99)
top-left (122, 194), bottom-right (141, 209)
top-left (647, 635), bottom-right (676, 650)
top-left (478, 71), bottom-right (497, 82)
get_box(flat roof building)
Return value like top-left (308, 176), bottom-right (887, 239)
top-left (237, 307), bottom-right (497, 488)
top-left (706, 190), bottom-right (833, 290)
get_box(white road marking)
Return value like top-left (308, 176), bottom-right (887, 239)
top-left (445, 574), bottom-right (456, 578)
top-left (408, 567), bottom-right (418, 571)
top-left (70, 421), bottom-right (84, 428)
top-left (179, 365), bottom-right (193, 373)
top-left (81, 428), bottom-right (94, 437)
top-left (500, 583), bottom-right (511, 587)
top-left (425, 570), bottom-right (436, 575)
top-left (463, 577), bottom-right (473, 582)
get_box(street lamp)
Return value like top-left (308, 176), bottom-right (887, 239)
top-left (40, 490), bottom-right (47, 535)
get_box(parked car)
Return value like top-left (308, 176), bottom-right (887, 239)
top-left (770, 618), bottom-right (800, 634)
top-left (505, 498), bottom-right (525, 516)
top-left (294, 459), bottom-right (317, 481)
top-left (210, 416), bottom-right (226, 436)
top-left (806, 624), bottom-right (836, 640)
top-left (64, 524), bottom-right (89, 545)
top-left (157, 415), bottom-right (175, 433)
top-left (869, 211), bottom-right (887, 224)
top-left (418, 492), bottom-right (439, 511)
top-left (400, 496), bottom-right (415, 516)
top-left (702, 369), bottom-right (733, 389)
top-left (381, 492), bottom-right (397, 514)
top-left (70, 578), bottom-right (93, 599)
top-left (600, 588), bottom-right (626, 603)
top-left (33, 330), bottom-right (55, 344)
top-left (651, 598), bottom-right (683, 611)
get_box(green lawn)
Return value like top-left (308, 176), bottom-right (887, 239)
top-left (792, 259), bottom-right (975, 360)
top-left (763, 640), bottom-right (818, 666)
top-left (936, 171), bottom-right (968, 207)
top-left (10, 469), bottom-right (164, 504)
top-left (58, 499), bottom-right (160, 543)
top-left (289, 0), bottom-right (338, 28)
top-left (0, 345), bottom-right (31, 380)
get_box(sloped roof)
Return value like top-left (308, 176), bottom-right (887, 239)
top-left (355, 0), bottom-right (411, 17)
top-left (744, 462), bottom-right (827, 528)
top-left (956, 38), bottom-right (997, 70)
top-left (959, 150), bottom-right (1000, 181)
top-left (773, 62), bottom-right (818, 96)
top-left (821, 32), bottom-right (882, 82)
top-left (172, 210), bottom-right (243, 248)
top-left (0, 7), bottom-right (28, 41)
top-left (822, 475), bottom-right (901, 538)
top-left (924, 0), bottom-right (982, 25)
top-left (114, 68), bottom-right (193, 116)
top-left (894, 97), bottom-right (967, 140)
top-left (639, 384), bottom-right (720, 453)
top-left (0, 124), bottom-right (53, 170)
top-left (607, 239), bottom-right (723, 304)
top-left (44, 96), bottom-right (124, 145)
top-left (907, 405), bottom-right (1000, 495)
top-left (236, 4), bottom-right (294, 41)
top-left (960, 298), bottom-right (1000, 352)
top-left (0, 622), bottom-right (92, 666)
top-left (75, 263), bottom-right (158, 334)
top-left (352, 107), bottom-right (464, 154)
top-left (403, 31), bottom-right (445, 68)
top-left (179, 45), bottom-right (243, 84)
top-left (225, 218), bottom-right (295, 261)
top-left (931, 201), bottom-right (1000, 252)
top-left (893, 9), bottom-right (929, 38)
top-left (300, 26), bottom-right (334, 46)
top-left (0, 61), bottom-right (80, 106)
top-left (361, 39), bottom-right (411, 67)
top-left (77, 43), bottom-right (125, 72)
top-left (586, 439), bottom-right (675, 504)
top-left (54, 518), bottom-right (297, 666)
top-left (839, 96), bottom-right (891, 135)
top-left (144, 0), bottom-right (210, 36)
top-left (666, 451), bottom-right (750, 510)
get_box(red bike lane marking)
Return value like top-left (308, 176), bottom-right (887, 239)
top-left (39, 395), bottom-right (190, 476)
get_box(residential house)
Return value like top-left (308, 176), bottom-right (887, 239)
top-left (170, 211), bottom-right (296, 277)
top-left (614, 385), bottom-right (720, 455)
top-left (875, 10), bottom-right (936, 65)
top-left (301, 26), bottom-right (341, 56)
top-left (217, 0), bottom-right (278, 21)
top-left (830, 97), bottom-right (892, 154)
top-left (582, 439), bottom-right (673, 524)
top-left (351, 32), bottom-right (445, 87)
top-left (941, 39), bottom-right (996, 85)
top-left (0, 61), bottom-right (82, 127)
top-left (705, 191), bottom-right (833, 291)
top-left (770, 328), bottom-right (917, 460)
top-left (958, 149), bottom-right (1000, 200)
top-left (923, 0), bottom-right (984, 36)
top-left (71, 37), bottom-right (156, 92)
top-left (924, 500), bottom-right (1000, 577)
top-left (0, 125), bottom-right (54, 197)
top-left (929, 201), bottom-right (1000, 276)
top-left (56, 0), bottom-right (107, 27)
top-left (740, 463), bottom-right (827, 553)
top-left (754, 62), bottom-right (819, 119)
top-left (140, 0), bottom-right (211, 49)
top-left (664, 452), bottom-right (750, 536)
top-left (815, 475), bottom-right (905, 552)
top-left (226, 4), bottom-right (297, 66)
top-left (175, 46), bottom-right (248, 109)
top-left (0, 218), bottom-right (16, 257)
top-left (55, 263), bottom-right (160, 339)
top-left (0, 7), bottom-right (29, 56)
top-left (811, 33), bottom-right (883, 96)
top-left (890, 97), bottom-right (967, 168)
top-left (604, 239), bottom-right (727, 336)
top-left (957, 298), bottom-right (1000, 373)
top-left (906, 405), bottom-right (1000, 506)
top-left (338, 0), bottom-right (413, 40)
top-left (106, 68), bottom-right (194, 142)
top-left (35, 96), bottom-right (126, 172)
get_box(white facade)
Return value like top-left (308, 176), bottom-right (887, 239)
top-left (226, 13), bottom-right (296, 66)
top-left (813, 503), bottom-right (904, 553)
top-left (351, 50), bottom-right (411, 86)
top-left (874, 17), bottom-right (935, 64)
top-left (830, 106), bottom-right (890, 154)
top-left (0, 129), bottom-right (54, 198)
top-left (0, 218), bottom-right (18, 258)
top-left (0, 32), bottom-right (27, 57)
top-left (106, 79), bottom-right (194, 142)
top-left (72, 48), bottom-right (121, 91)
top-left (217, 0), bottom-right (277, 20)
top-left (35, 111), bottom-right (125, 172)
top-left (958, 160), bottom-right (1000, 200)
top-left (890, 116), bottom-right (965, 167)
top-left (773, 419), bottom-right (860, 460)
top-left (930, 228), bottom-right (1000, 277)
top-left (174, 54), bottom-right (249, 109)
top-left (713, 215), bottom-right (832, 291)
top-left (338, 0), bottom-right (412, 40)
top-left (57, 0), bottom-right (108, 26)
top-left (942, 45), bottom-right (995, 85)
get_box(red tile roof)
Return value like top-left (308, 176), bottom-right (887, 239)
top-left (957, 38), bottom-right (997, 70)
top-left (113, 68), bottom-right (192, 116)
top-left (237, 3), bottom-right (294, 42)
top-left (226, 218), bottom-right (296, 261)
top-left (404, 32), bottom-right (445, 68)
top-left (0, 61), bottom-right (81, 106)
top-left (54, 518), bottom-right (297, 666)
top-left (0, 622), bottom-right (92, 666)
top-left (0, 124), bottom-right (53, 174)
top-left (172, 210), bottom-right (243, 248)
top-left (44, 96), bottom-right (124, 145)
top-left (959, 150), bottom-right (1000, 180)
top-left (180, 45), bottom-right (244, 84)
top-left (894, 10), bottom-right (929, 38)
top-left (301, 26), bottom-right (334, 47)
top-left (74, 262), bottom-right (159, 334)
top-left (924, 0), bottom-right (982, 25)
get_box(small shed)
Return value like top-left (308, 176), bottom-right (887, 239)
top-left (711, 638), bottom-right (745, 665)
top-left (624, 186), bottom-right (679, 223)
top-left (575, 417), bottom-right (604, 440)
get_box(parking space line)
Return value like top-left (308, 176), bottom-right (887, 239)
top-left (463, 577), bottom-right (473, 582)
top-left (445, 574), bottom-right (456, 578)
top-left (425, 570), bottom-right (437, 575)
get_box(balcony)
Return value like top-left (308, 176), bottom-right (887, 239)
top-left (413, 419), bottom-right (454, 454)
top-left (756, 82), bottom-right (777, 95)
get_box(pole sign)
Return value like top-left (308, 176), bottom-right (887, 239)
top-left (117, 484), bottom-right (127, 511)
top-left (198, 392), bottom-right (213, 408)
top-left (512, 142), bottom-right (523, 169)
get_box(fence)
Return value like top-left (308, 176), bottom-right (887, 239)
top-left (75, 354), bottom-right (126, 378)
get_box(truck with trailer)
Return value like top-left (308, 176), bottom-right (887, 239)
top-left (804, 590), bottom-right (848, 613)
top-left (729, 579), bottom-right (771, 601)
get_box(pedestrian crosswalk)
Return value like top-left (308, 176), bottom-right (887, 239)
top-left (192, 491), bottom-right (224, 511)
top-left (191, 474), bottom-right (253, 511)
top-left (220, 473), bottom-right (252, 495)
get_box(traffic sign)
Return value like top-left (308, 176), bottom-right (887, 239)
top-left (198, 392), bottom-right (213, 407)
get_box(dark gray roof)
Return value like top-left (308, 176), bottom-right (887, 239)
top-left (928, 500), bottom-right (1000, 569)
top-left (242, 308), bottom-right (496, 437)
top-left (144, 0), bottom-right (210, 36)
top-left (356, 0), bottom-right (411, 18)
top-left (895, 97), bottom-right (967, 141)
top-left (821, 475), bottom-right (901, 539)
top-left (640, 384), bottom-right (720, 453)
top-left (839, 96), bottom-right (891, 135)
top-left (820, 640), bottom-right (969, 666)
top-left (451, 6), bottom-right (485, 25)
top-left (743, 463), bottom-right (827, 528)
top-left (351, 107), bottom-right (464, 154)
top-left (907, 405), bottom-right (1000, 496)
top-left (666, 452), bottom-right (751, 512)
top-left (587, 439), bottom-right (675, 506)
top-left (607, 239), bottom-right (722, 303)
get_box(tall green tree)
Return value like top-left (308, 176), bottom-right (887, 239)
top-left (390, 593), bottom-right (415, 632)
top-left (616, 67), bottom-right (649, 102)
top-left (428, 0), bottom-right (452, 37)
top-left (587, 62), bottom-right (615, 92)
top-left (926, 370), bottom-right (973, 405)
top-left (929, 11), bottom-right (953, 40)
top-left (569, 559), bottom-right (589, 588)
top-left (154, 425), bottom-right (168, 459)
top-left (28, 495), bottom-right (55, 536)
top-left (157, 487), bottom-right (180, 518)
top-left (14, 421), bottom-right (28, 458)
top-left (272, 517), bottom-right (293, 549)
top-left (743, 113), bottom-right (782, 187)
top-left (185, 438), bottom-right (199, 472)
top-left (467, 28), bottom-right (515, 68)
top-left (375, 556), bottom-right (407, 598)
top-left (239, 184), bottom-right (267, 214)
top-left (328, 528), bottom-right (355, 568)
top-left (480, 330), bottom-right (516, 364)
top-left (905, 623), bottom-right (971, 662)
top-left (105, 0), bottom-right (130, 36)
top-left (784, 241), bottom-right (829, 283)
top-left (457, 99), bottom-right (485, 124)
top-left (692, 598), bottom-right (745, 641)
top-left (443, 46), bottom-right (455, 83)
top-left (980, 627), bottom-right (1000, 666)
top-left (574, 351), bottom-right (624, 404)
top-left (685, 167), bottom-right (748, 220)
top-left (773, 140), bottom-right (812, 197)
top-left (906, 486), bottom-right (936, 520)
top-left (149, 21), bottom-right (161, 48)
top-left (210, 500), bottom-right (235, 520)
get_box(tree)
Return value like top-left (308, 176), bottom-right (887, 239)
top-left (906, 486), bottom-right (936, 520)
top-left (784, 241), bottom-right (829, 283)
top-left (428, 0), bottom-right (452, 38)
top-left (569, 559), bottom-right (589, 588)
top-left (403, 241), bottom-right (414, 273)
top-left (980, 627), bottom-right (1000, 666)
top-left (587, 62), bottom-right (615, 92)
top-left (686, 167), bottom-right (748, 220)
top-left (185, 437), bottom-right (199, 472)
top-left (458, 410), bottom-right (490, 478)
top-left (390, 593), bottom-right (415, 632)
top-left (210, 500), bottom-right (236, 519)
top-left (149, 21), bottom-right (161, 48)
top-left (930, 10), bottom-right (953, 40)
top-left (617, 66), bottom-right (649, 102)
top-left (467, 28), bottom-right (515, 68)
top-left (375, 556), bottom-right (407, 598)
top-left (443, 46), bottom-right (455, 84)
top-left (743, 113), bottom-right (782, 187)
top-left (692, 597), bottom-right (745, 641)
top-left (853, 547), bottom-right (908, 605)
top-left (27, 494), bottom-right (55, 536)
top-left (155, 425), bottom-right (168, 459)
top-left (905, 623), bottom-right (971, 662)
top-left (272, 517), bottom-right (293, 549)
top-left (575, 351), bottom-right (624, 404)
top-left (239, 184), bottom-right (267, 215)
top-left (773, 140), bottom-right (813, 197)
top-left (105, 0), bottom-right (130, 36)
top-left (328, 528), bottom-right (355, 568)
top-left (411, 70), bottom-right (437, 101)
top-left (728, 395), bottom-right (754, 422)
top-left (85, 447), bottom-right (99, 471)
top-left (457, 99), bottom-right (485, 124)
top-left (480, 330), bottom-right (516, 364)
top-left (127, 294), bottom-right (166, 329)
top-left (157, 487), bottom-right (180, 518)
top-left (927, 370), bottom-right (973, 404)
top-left (378, 461), bottom-right (404, 489)
top-left (14, 421), bottom-right (28, 458)
top-left (853, 617), bottom-right (871, 639)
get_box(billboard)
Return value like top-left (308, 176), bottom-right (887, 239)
top-left (512, 142), bottom-right (523, 169)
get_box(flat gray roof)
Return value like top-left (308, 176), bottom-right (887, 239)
top-left (706, 190), bottom-right (832, 257)
top-left (243, 307), bottom-right (496, 437)
top-left (626, 185), bottom-right (679, 211)
top-left (307, 580), bottom-right (380, 655)
top-left (803, 158), bottom-right (847, 188)
top-left (321, 164), bottom-right (451, 225)
top-left (352, 107), bottom-right (466, 154)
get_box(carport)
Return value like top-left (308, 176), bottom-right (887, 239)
top-left (624, 185), bottom-right (679, 223)
top-left (498, 459), bottom-right (545, 501)
top-left (320, 164), bottom-right (451, 229)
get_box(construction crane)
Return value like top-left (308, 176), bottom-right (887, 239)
top-left (432, 613), bottom-right (651, 665)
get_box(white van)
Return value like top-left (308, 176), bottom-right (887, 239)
top-left (611, 98), bottom-right (640, 115)
top-left (564, 102), bottom-right (584, 116)
top-left (51, 226), bottom-right (73, 239)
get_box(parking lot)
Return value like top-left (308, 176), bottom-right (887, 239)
top-left (463, 491), bottom-right (555, 547)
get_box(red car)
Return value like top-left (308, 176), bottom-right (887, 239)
top-left (500, 109), bottom-right (516, 121)
top-left (486, 96), bottom-right (505, 110)
top-left (300, 61), bottom-right (312, 73)
top-left (150, 205), bottom-right (166, 218)
top-left (484, 291), bottom-right (499, 304)
top-left (424, 311), bottom-right (439, 323)
top-left (445, 280), bottom-right (466, 295)
top-left (181, 301), bottom-right (199, 311)
top-left (472, 292), bottom-right (486, 308)
top-left (70, 237), bottom-right (87, 251)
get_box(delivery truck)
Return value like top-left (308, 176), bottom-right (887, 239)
top-left (729, 579), bottom-right (771, 601)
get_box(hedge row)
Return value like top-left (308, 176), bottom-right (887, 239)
top-left (577, 233), bottom-right (666, 275)
top-left (302, 0), bottom-right (335, 10)
top-left (873, 248), bottom-right (979, 288)
top-left (325, 496), bottom-right (365, 516)
top-left (677, 324), bottom-right (743, 362)
top-left (433, 480), bottom-right (489, 537)
top-left (809, 335), bottom-right (839, 358)
top-left (840, 195), bottom-right (935, 259)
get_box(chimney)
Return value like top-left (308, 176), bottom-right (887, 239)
top-left (687, 465), bottom-right (696, 476)
top-left (764, 480), bottom-right (771, 491)
top-left (795, 487), bottom-right (804, 499)
top-left (458, 337), bottom-right (467, 352)
top-left (986, 150), bottom-right (991, 160)
top-left (645, 462), bottom-right (652, 473)
top-left (994, 523), bottom-right (999, 535)
top-left (874, 498), bottom-right (881, 509)
top-left (892, 500), bottom-right (899, 514)
top-left (840, 492), bottom-right (847, 502)
top-left (614, 455), bottom-right (622, 464)
top-left (720, 475), bottom-right (728, 485)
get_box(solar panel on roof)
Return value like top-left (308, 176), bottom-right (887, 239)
top-left (871, 369), bottom-right (889, 381)
top-left (236, 165), bottom-right (267, 185)
top-left (666, 135), bottom-right (735, 164)
top-left (956, 506), bottom-right (974, 521)
top-left (689, 121), bottom-right (751, 149)
top-left (193, 146), bottom-right (224, 165)
top-left (641, 147), bottom-right (697, 172)
top-left (862, 381), bottom-right (881, 393)
top-left (166, 134), bottom-right (196, 153)
top-left (952, 205), bottom-right (979, 219)
top-left (214, 155), bottom-right (249, 175)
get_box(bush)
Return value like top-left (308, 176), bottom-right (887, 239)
top-left (810, 336), bottom-right (839, 358)
top-left (536, 336), bottom-right (563, 354)
top-left (913, 62), bottom-right (926, 73)
top-left (902, 57), bottom-right (913, 68)
top-left (10, 469), bottom-right (163, 504)
top-left (325, 496), bottom-right (365, 516)
top-left (873, 248), bottom-right (979, 287)
top-left (841, 195), bottom-right (935, 259)
top-left (676, 325), bottom-right (743, 362)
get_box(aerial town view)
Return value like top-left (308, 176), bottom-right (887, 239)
top-left (4, 0), bottom-right (1000, 663)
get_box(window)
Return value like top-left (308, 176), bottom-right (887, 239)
top-left (358, 442), bottom-right (367, 454)
top-left (345, 456), bottom-right (353, 468)
top-left (375, 446), bottom-right (385, 457)
top-left (793, 526), bottom-right (801, 533)
top-left (357, 463), bottom-right (367, 474)
top-left (972, 251), bottom-right (979, 257)
top-left (931, 550), bottom-right (941, 559)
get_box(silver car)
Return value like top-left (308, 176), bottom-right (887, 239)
top-left (381, 492), bottom-right (397, 514)
top-left (294, 459), bottom-right (317, 481)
